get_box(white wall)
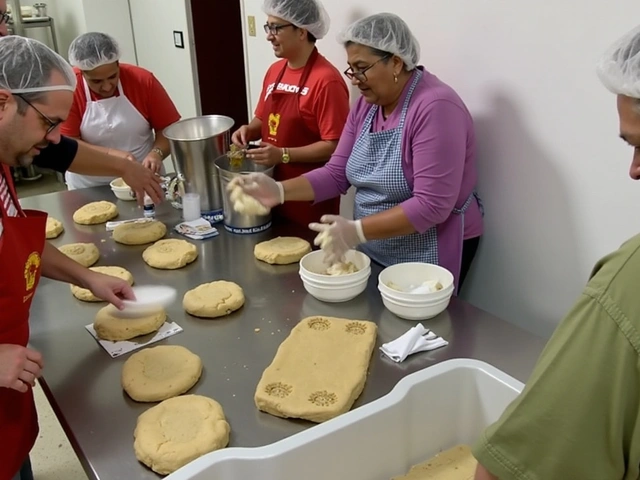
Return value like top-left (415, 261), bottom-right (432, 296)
top-left (241, 0), bottom-right (640, 337)
top-left (37, 0), bottom-right (86, 57)
top-left (128, 0), bottom-right (200, 120)
top-left (82, 0), bottom-right (137, 65)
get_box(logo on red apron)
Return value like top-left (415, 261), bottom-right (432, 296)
top-left (24, 251), bottom-right (41, 292)
top-left (268, 112), bottom-right (281, 137)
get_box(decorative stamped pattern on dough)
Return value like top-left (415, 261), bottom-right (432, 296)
top-left (308, 390), bottom-right (337, 407)
top-left (66, 245), bottom-right (85, 255)
top-left (345, 321), bottom-right (367, 335)
top-left (265, 382), bottom-right (293, 398)
top-left (307, 317), bottom-right (331, 331)
top-left (157, 245), bottom-right (174, 253)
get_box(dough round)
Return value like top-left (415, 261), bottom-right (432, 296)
top-left (254, 236), bottom-right (311, 265)
top-left (229, 182), bottom-right (270, 216)
top-left (58, 242), bottom-right (100, 267)
top-left (133, 394), bottom-right (230, 475)
top-left (113, 221), bottom-right (166, 245)
top-left (122, 345), bottom-right (202, 402)
top-left (71, 266), bottom-right (134, 302)
top-left (143, 239), bottom-right (198, 269)
top-left (45, 217), bottom-right (64, 239)
top-left (73, 201), bottom-right (118, 225)
top-left (183, 281), bottom-right (244, 318)
top-left (326, 262), bottom-right (359, 276)
top-left (94, 306), bottom-right (166, 341)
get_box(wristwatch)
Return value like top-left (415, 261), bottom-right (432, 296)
top-left (151, 147), bottom-right (165, 159)
top-left (281, 147), bottom-right (291, 164)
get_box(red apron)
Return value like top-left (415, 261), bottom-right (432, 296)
top-left (262, 48), bottom-right (340, 228)
top-left (0, 164), bottom-right (46, 480)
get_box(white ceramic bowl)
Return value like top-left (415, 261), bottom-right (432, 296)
top-left (300, 266), bottom-right (372, 286)
top-left (109, 178), bottom-right (135, 201)
top-left (378, 282), bottom-right (454, 304)
top-left (298, 250), bottom-right (371, 302)
top-left (299, 250), bottom-right (371, 283)
top-left (378, 262), bottom-right (454, 302)
top-left (380, 291), bottom-right (451, 320)
top-left (300, 276), bottom-right (369, 303)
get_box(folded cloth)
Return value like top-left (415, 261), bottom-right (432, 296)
top-left (105, 218), bottom-right (153, 231)
top-left (380, 323), bottom-right (448, 363)
top-left (174, 218), bottom-right (219, 240)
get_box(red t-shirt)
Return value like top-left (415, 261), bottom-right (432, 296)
top-left (60, 63), bottom-right (181, 137)
top-left (255, 52), bottom-right (350, 141)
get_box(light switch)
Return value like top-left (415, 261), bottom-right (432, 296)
top-left (248, 16), bottom-right (256, 37)
top-left (173, 31), bottom-right (184, 49)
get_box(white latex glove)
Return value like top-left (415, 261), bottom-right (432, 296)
top-left (227, 173), bottom-right (284, 208)
top-left (309, 215), bottom-right (367, 264)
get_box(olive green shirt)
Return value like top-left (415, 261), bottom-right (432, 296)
top-left (473, 233), bottom-right (640, 479)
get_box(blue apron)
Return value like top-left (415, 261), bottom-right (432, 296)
top-left (345, 70), bottom-right (481, 292)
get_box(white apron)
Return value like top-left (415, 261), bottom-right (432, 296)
top-left (65, 78), bottom-right (155, 189)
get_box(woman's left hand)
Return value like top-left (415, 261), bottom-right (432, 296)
top-left (246, 142), bottom-right (282, 167)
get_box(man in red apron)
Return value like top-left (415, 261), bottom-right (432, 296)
top-left (0, 36), bottom-right (145, 480)
top-left (231, 0), bottom-right (350, 229)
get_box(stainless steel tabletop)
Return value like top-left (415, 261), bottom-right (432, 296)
top-left (21, 186), bottom-right (546, 480)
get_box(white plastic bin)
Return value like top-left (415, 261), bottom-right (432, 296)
top-left (166, 359), bottom-right (523, 480)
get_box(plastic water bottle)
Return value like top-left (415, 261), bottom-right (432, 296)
top-left (143, 193), bottom-right (155, 219)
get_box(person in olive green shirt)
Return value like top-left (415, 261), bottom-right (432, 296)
top-left (473, 24), bottom-right (640, 480)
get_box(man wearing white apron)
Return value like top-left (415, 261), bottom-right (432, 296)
top-left (61, 32), bottom-right (181, 189)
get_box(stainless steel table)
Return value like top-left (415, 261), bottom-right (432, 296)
top-left (21, 187), bottom-right (547, 480)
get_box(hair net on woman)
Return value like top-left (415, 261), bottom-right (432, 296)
top-left (262, 0), bottom-right (330, 39)
top-left (338, 13), bottom-right (421, 71)
top-left (597, 24), bottom-right (640, 98)
top-left (0, 36), bottom-right (76, 99)
top-left (68, 32), bottom-right (121, 71)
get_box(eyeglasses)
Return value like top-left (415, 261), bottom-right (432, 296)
top-left (343, 54), bottom-right (392, 83)
top-left (0, 11), bottom-right (10, 25)
top-left (263, 23), bottom-right (294, 35)
top-left (14, 94), bottom-right (60, 134)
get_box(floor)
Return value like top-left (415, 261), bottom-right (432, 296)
top-left (16, 170), bottom-right (89, 480)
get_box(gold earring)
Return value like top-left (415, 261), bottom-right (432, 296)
top-left (394, 73), bottom-right (398, 83)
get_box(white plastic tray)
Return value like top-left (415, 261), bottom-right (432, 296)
top-left (166, 359), bottom-right (523, 480)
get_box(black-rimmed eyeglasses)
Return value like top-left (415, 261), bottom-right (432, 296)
top-left (263, 23), bottom-right (294, 35)
top-left (343, 54), bottom-right (392, 83)
top-left (14, 94), bottom-right (60, 134)
top-left (0, 11), bottom-right (10, 25)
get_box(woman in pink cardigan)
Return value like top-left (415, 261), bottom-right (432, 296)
top-left (234, 13), bottom-right (483, 292)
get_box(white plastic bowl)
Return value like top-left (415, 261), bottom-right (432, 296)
top-left (378, 262), bottom-right (454, 302)
top-left (380, 291), bottom-right (451, 320)
top-left (378, 282), bottom-right (454, 305)
top-left (299, 250), bottom-right (371, 283)
top-left (300, 275), bottom-right (369, 303)
top-left (109, 178), bottom-right (135, 201)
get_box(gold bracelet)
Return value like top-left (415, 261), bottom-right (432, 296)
top-left (151, 147), bottom-right (165, 159)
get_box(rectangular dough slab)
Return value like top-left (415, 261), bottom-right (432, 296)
top-left (392, 445), bottom-right (477, 480)
top-left (255, 316), bottom-right (377, 423)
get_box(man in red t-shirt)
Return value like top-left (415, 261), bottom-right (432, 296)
top-left (60, 32), bottom-right (181, 189)
top-left (231, 0), bottom-right (350, 228)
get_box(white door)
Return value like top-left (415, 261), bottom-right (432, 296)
top-left (240, 0), bottom-right (276, 118)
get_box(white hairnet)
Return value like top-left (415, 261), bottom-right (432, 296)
top-left (338, 13), bottom-right (421, 71)
top-left (262, 0), bottom-right (330, 40)
top-left (68, 32), bottom-right (121, 71)
top-left (597, 24), bottom-right (640, 98)
top-left (0, 36), bottom-right (75, 95)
